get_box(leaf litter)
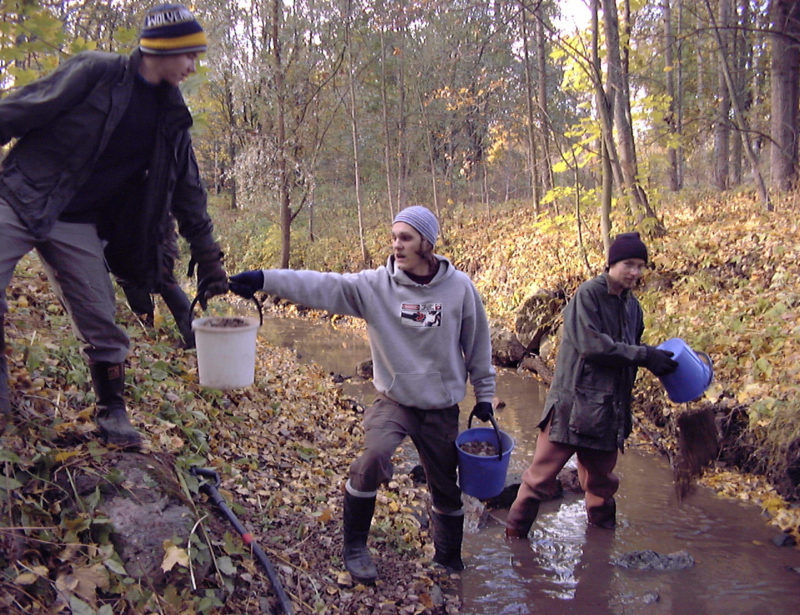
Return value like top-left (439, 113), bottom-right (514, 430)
top-left (1, 255), bottom-right (460, 614)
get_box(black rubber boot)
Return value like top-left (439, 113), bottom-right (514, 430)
top-left (89, 362), bottom-right (142, 449)
top-left (431, 511), bottom-right (465, 571)
top-left (342, 491), bottom-right (378, 584)
top-left (0, 317), bottom-right (10, 433)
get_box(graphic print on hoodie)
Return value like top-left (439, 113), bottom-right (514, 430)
top-left (400, 302), bottom-right (442, 327)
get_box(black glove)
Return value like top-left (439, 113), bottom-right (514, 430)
top-left (188, 245), bottom-right (228, 309)
top-left (644, 346), bottom-right (679, 376)
top-left (229, 270), bottom-right (265, 300)
top-left (472, 401), bottom-right (494, 422)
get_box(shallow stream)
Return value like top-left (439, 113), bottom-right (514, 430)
top-left (255, 314), bottom-right (800, 614)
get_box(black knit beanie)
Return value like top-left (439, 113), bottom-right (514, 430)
top-left (608, 232), bottom-right (648, 266)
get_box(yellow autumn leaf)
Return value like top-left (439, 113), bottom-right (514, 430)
top-left (15, 566), bottom-right (48, 585)
top-left (55, 564), bottom-right (109, 605)
top-left (55, 450), bottom-right (84, 463)
top-left (161, 541), bottom-right (190, 572)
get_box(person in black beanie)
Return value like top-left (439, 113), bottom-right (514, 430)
top-left (0, 4), bottom-right (228, 444)
top-left (504, 231), bottom-right (677, 537)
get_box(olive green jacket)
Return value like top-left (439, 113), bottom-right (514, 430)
top-left (540, 273), bottom-right (647, 451)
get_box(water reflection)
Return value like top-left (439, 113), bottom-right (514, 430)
top-left (254, 315), bottom-right (800, 615)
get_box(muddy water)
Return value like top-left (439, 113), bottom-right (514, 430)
top-left (255, 315), bottom-right (800, 614)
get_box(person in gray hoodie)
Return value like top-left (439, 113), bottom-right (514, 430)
top-left (504, 232), bottom-right (678, 538)
top-left (229, 205), bottom-right (496, 584)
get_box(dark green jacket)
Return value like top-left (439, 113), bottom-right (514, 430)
top-left (0, 50), bottom-right (219, 288)
top-left (540, 273), bottom-right (647, 451)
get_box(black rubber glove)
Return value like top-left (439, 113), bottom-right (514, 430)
top-left (229, 270), bottom-right (265, 300)
top-left (644, 346), bottom-right (679, 376)
top-left (188, 244), bottom-right (229, 308)
top-left (197, 259), bottom-right (229, 298)
top-left (472, 401), bottom-right (494, 422)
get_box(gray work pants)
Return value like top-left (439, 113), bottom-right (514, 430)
top-left (348, 394), bottom-right (463, 514)
top-left (0, 200), bottom-right (129, 363)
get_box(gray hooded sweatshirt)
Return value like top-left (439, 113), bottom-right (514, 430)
top-left (257, 255), bottom-right (496, 410)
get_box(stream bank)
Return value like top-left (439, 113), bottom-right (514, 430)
top-left (254, 309), bottom-right (800, 615)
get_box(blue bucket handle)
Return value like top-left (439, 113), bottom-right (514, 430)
top-left (467, 410), bottom-right (504, 461)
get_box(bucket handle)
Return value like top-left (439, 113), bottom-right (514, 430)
top-left (467, 410), bottom-right (504, 461)
top-left (190, 277), bottom-right (264, 326)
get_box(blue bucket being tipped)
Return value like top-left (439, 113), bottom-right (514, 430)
top-left (656, 337), bottom-right (714, 403)
top-left (456, 414), bottom-right (515, 500)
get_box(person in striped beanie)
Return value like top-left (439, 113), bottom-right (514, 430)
top-left (0, 3), bottom-right (227, 447)
top-left (139, 3), bottom-right (208, 55)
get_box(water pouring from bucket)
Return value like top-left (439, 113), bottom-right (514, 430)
top-left (655, 338), bottom-right (719, 497)
top-left (456, 410), bottom-right (514, 500)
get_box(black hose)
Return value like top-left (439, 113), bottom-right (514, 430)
top-left (191, 467), bottom-right (293, 614)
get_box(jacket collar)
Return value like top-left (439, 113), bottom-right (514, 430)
top-left (127, 49), bottom-right (193, 132)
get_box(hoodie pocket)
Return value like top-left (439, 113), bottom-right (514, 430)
top-left (387, 372), bottom-right (450, 409)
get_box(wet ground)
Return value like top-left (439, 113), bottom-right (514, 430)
top-left (255, 314), bottom-right (800, 614)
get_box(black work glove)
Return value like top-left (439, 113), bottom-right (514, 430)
top-left (472, 401), bottom-right (494, 422)
top-left (644, 346), bottom-right (679, 377)
top-left (229, 270), bottom-right (265, 300)
top-left (189, 245), bottom-right (229, 308)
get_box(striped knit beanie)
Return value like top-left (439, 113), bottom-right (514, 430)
top-left (393, 206), bottom-right (439, 247)
top-left (139, 4), bottom-right (207, 55)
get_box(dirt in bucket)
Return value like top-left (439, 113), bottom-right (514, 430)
top-left (204, 317), bottom-right (252, 328)
top-left (461, 441), bottom-right (500, 457)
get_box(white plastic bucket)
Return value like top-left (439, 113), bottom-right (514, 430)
top-left (192, 316), bottom-right (260, 389)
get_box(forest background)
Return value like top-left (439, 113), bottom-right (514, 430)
top-left (2, 0), bottom-right (800, 613)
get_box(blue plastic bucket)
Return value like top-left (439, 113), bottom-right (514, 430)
top-left (656, 338), bottom-right (714, 403)
top-left (456, 415), bottom-right (515, 500)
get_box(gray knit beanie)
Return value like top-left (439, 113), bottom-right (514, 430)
top-left (393, 206), bottom-right (439, 247)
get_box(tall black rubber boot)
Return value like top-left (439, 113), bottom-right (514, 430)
top-left (431, 511), bottom-right (465, 571)
top-left (160, 283), bottom-right (195, 349)
top-left (0, 317), bottom-right (10, 433)
top-left (342, 490), bottom-right (378, 584)
top-left (89, 361), bottom-right (142, 449)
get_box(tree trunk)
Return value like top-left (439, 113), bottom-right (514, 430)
top-left (379, 25), bottom-right (395, 219)
top-left (416, 89), bottom-right (442, 222)
top-left (713, 0), bottom-right (731, 190)
top-left (664, 0), bottom-right (680, 192)
top-left (602, 0), bottom-right (661, 225)
top-left (272, 0), bottom-right (291, 268)
top-left (676, 0), bottom-right (685, 188)
top-left (395, 0), bottom-right (408, 210)
top-left (345, 0), bottom-right (367, 265)
top-left (594, 0), bottom-right (612, 251)
top-left (520, 5), bottom-right (541, 213)
top-left (704, 0), bottom-right (770, 208)
top-left (534, 6), bottom-right (553, 194)
top-left (769, 0), bottom-right (800, 192)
